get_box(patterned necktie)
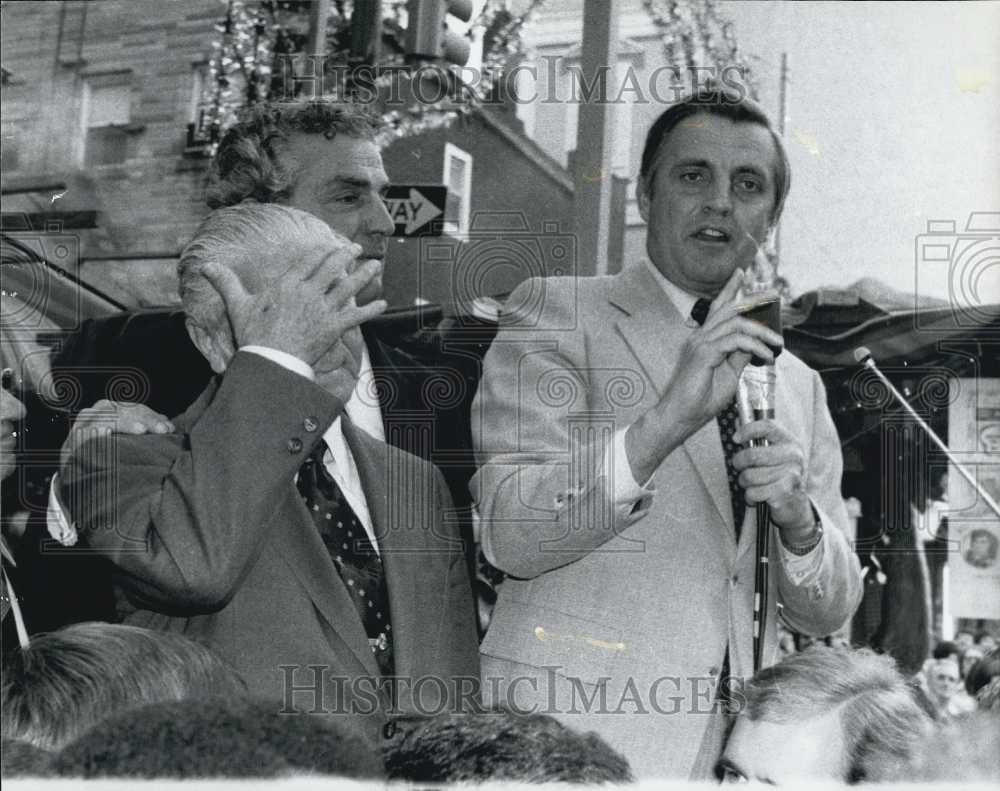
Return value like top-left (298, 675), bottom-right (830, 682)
top-left (692, 298), bottom-right (745, 540)
top-left (297, 441), bottom-right (394, 676)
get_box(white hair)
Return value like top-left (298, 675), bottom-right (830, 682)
top-left (177, 203), bottom-right (339, 339)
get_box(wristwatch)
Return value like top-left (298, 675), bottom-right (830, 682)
top-left (780, 518), bottom-right (824, 556)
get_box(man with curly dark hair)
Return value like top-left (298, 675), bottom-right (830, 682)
top-left (205, 102), bottom-right (479, 575)
top-left (208, 101), bottom-right (392, 321)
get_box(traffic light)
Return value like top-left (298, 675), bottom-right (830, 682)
top-left (404, 0), bottom-right (474, 67)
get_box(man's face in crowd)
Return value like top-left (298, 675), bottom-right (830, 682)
top-left (0, 386), bottom-right (27, 481)
top-left (927, 658), bottom-right (960, 702)
top-left (955, 631), bottom-right (974, 651)
top-left (980, 634), bottom-right (998, 651)
top-left (719, 709), bottom-right (847, 784)
top-left (639, 112), bottom-right (779, 299)
top-left (283, 132), bottom-right (394, 306)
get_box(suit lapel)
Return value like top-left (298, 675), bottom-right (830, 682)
top-left (609, 265), bottom-right (734, 534)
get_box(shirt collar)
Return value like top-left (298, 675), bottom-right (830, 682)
top-left (641, 258), bottom-right (700, 325)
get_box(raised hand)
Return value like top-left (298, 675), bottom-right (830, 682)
top-left (625, 269), bottom-right (784, 484)
top-left (660, 269), bottom-right (783, 439)
top-left (200, 244), bottom-right (388, 369)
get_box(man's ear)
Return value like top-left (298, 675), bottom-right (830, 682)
top-left (185, 318), bottom-right (231, 375)
top-left (637, 182), bottom-right (650, 223)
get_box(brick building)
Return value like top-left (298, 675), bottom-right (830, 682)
top-left (0, 0), bottom-right (574, 309)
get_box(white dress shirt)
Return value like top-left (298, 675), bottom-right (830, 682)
top-left (600, 260), bottom-right (823, 583)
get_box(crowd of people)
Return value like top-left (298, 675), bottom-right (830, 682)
top-left (2, 85), bottom-right (998, 783)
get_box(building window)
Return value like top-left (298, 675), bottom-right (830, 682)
top-left (83, 77), bottom-right (132, 166)
top-left (186, 64), bottom-right (215, 151)
top-left (443, 143), bottom-right (472, 236)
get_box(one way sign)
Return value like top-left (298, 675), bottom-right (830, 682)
top-left (383, 185), bottom-right (448, 237)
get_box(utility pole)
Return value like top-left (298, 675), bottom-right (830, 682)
top-left (350, 0), bottom-right (382, 67)
top-left (774, 52), bottom-right (790, 263)
top-left (573, 0), bottom-right (620, 277)
top-left (306, 0), bottom-right (330, 98)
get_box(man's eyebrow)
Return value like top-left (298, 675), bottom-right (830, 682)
top-left (734, 164), bottom-right (768, 178)
top-left (671, 157), bottom-right (712, 170)
top-left (322, 176), bottom-right (371, 190)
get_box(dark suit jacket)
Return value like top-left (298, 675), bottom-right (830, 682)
top-left (60, 351), bottom-right (480, 740)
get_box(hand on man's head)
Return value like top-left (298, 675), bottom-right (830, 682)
top-left (200, 241), bottom-right (387, 371)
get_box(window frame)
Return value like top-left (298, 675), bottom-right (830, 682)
top-left (442, 142), bottom-right (473, 237)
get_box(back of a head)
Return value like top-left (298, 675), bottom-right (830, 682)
top-left (932, 640), bottom-right (961, 660)
top-left (965, 647), bottom-right (1000, 696)
top-left (52, 697), bottom-right (383, 780)
top-left (744, 647), bottom-right (932, 783)
top-left (0, 622), bottom-right (247, 750)
top-left (908, 710), bottom-right (1000, 782)
top-left (1, 739), bottom-right (53, 778)
top-left (383, 709), bottom-right (633, 784)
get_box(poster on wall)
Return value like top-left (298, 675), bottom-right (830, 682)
top-left (947, 378), bottom-right (1000, 619)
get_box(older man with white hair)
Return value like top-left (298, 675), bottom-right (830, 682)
top-left (58, 203), bottom-right (480, 738)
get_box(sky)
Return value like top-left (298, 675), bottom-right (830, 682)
top-left (721, 1), bottom-right (1000, 306)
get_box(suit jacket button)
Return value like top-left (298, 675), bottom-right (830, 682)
top-left (287, 437), bottom-right (303, 453)
top-left (382, 720), bottom-right (397, 739)
top-left (303, 417), bottom-right (319, 432)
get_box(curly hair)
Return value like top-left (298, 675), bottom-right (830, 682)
top-left (743, 647), bottom-right (932, 784)
top-left (206, 100), bottom-right (383, 209)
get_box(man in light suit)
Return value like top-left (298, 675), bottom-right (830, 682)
top-left (60, 204), bottom-right (479, 743)
top-left (470, 86), bottom-right (862, 778)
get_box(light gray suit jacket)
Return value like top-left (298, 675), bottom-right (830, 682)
top-left (470, 264), bottom-right (862, 778)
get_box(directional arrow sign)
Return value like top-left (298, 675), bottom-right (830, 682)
top-left (383, 185), bottom-right (448, 237)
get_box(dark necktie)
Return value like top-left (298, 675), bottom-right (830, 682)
top-left (297, 441), bottom-right (394, 676)
top-left (692, 298), bottom-right (745, 540)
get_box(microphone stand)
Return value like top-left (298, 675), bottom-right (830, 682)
top-left (855, 348), bottom-right (1000, 520)
top-left (738, 365), bottom-right (775, 674)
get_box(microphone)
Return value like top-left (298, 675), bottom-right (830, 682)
top-left (854, 346), bottom-right (1000, 519)
top-left (737, 241), bottom-right (780, 425)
